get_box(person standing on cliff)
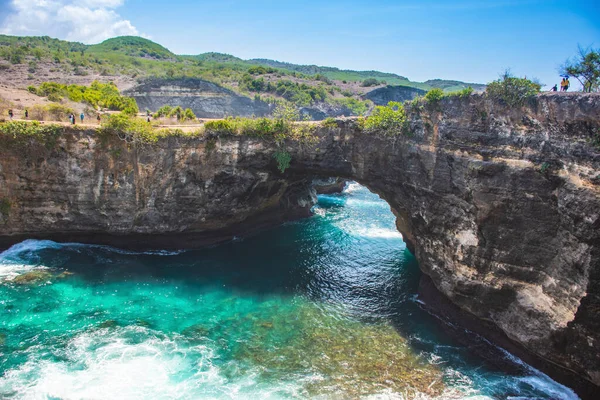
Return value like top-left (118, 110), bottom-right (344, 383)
top-left (80, 112), bottom-right (85, 124)
top-left (8, 109), bottom-right (13, 119)
top-left (560, 78), bottom-right (567, 91)
top-left (24, 109), bottom-right (28, 119)
top-left (565, 78), bottom-right (570, 91)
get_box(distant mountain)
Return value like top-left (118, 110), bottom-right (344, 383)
top-left (424, 79), bottom-right (486, 92)
top-left (247, 59), bottom-right (411, 85)
top-left (188, 52), bottom-right (245, 63)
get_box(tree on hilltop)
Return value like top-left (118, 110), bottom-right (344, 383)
top-left (560, 46), bottom-right (600, 93)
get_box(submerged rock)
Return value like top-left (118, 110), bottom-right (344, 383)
top-left (11, 270), bottom-right (52, 285)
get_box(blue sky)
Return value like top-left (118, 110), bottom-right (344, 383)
top-left (2, 0), bottom-right (599, 87)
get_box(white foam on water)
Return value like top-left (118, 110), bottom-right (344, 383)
top-left (493, 347), bottom-right (578, 400)
top-left (0, 240), bottom-right (56, 282)
top-left (345, 198), bottom-right (389, 208)
top-left (344, 182), bottom-right (363, 193)
top-left (0, 326), bottom-right (303, 400)
top-left (334, 220), bottom-right (403, 240)
top-left (354, 227), bottom-right (403, 239)
top-left (0, 264), bottom-right (48, 281)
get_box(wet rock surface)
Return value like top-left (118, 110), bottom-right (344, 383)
top-left (1, 92), bottom-right (599, 396)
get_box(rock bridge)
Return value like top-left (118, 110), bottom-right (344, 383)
top-left (1, 93), bottom-right (599, 397)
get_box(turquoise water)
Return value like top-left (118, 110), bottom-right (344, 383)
top-left (0, 183), bottom-right (579, 399)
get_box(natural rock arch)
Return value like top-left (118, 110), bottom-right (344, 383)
top-left (0, 93), bottom-right (599, 397)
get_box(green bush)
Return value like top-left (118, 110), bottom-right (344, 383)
top-left (361, 78), bottom-right (380, 87)
top-left (424, 88), bottom-right (444, 104)
top-left (248, 66), bottom-right (276, 75)
top-left (363, 101), bottom-right (408, 135)
top-left (205, 117), bottom-right (286, 137)
top-left (154, 105), bottom-right (173, 118)
top-left (274, 150), bottom-right (291, 173)
top-left (322, 117), bottom-right (338, 129)
top-left (204, 119), bottom-right (237, 134)
top-left (100, 113), bottom-right (157, 143)
top-left (445, 86), bottom-right (473, 98)
top-left (0, 120), bottom-right (63, 148)
top-left (331, 98), bottom-right (370, 116)
top-left (486, 72), bottom-right (541, 107)
top-left (30, 81), bottom-right (138, 113)
top-left (183, 108), bottom-right (196, 121)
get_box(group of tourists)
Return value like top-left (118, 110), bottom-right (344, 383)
top-left (68, 113), bottom-right (86, 124)
top-left (550, 77), bottom-right (571, 92)
top-left (7, 109), bottom-right (29, 119)
top-left (6, 109), bottom-right (93, 123)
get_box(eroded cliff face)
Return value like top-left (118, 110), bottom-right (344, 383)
top-left (0, 93), bottom-right (599, 395)
top-left (124, 78), bottom-right (271, 118)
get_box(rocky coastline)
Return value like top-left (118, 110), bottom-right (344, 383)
top-left (1, 92), bottom-right (599, 397)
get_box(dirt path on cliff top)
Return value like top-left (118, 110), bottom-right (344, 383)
top-left (3, 117), bottom-right (329, 133)
top-left (3, 118), bottom-right (210, 133)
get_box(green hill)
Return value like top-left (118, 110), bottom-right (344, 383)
top-left (88, 36), bottom-right (176, 60)
top-left (188, 52), bottom-right (245, 63)
top-left (248, 59), bottom-right (412, 86)
top-left (424, 79), bottom-right (486, 92)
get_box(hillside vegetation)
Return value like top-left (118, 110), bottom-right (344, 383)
top-left (0, 34), bottom-right (484, 117)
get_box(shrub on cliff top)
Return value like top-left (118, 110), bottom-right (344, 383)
top-left (100, 113), bottom-right (158, 143)
top-left (486, 71), bottom-right (541, 107)
top-left (29, 103), bottom-right (75, 122)
top-left (363, 101), bottom-right (408, 135)
top-left (0, 120), bottom-right (63, 148)
top-left (445, 86), bottom-right (474, 98)
top-left (321, 117), bottom-right (338, 129)
top-left (424, 88), bottom-right (444, 104)
top-left (205, 117), bottom-right (290, 137)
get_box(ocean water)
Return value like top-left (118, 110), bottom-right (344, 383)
top-left (0, 183), bottom-right (579, 399)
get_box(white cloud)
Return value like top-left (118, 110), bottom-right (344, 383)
top-left (0, 0), bottom-right (140, 44)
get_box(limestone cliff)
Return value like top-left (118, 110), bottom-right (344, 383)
top-left (0, 93), bottom-right (599, 397)
top-left (124, 78), bottom-right (271, 118)
top-left (363, 85), bottom-right (427, 105)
